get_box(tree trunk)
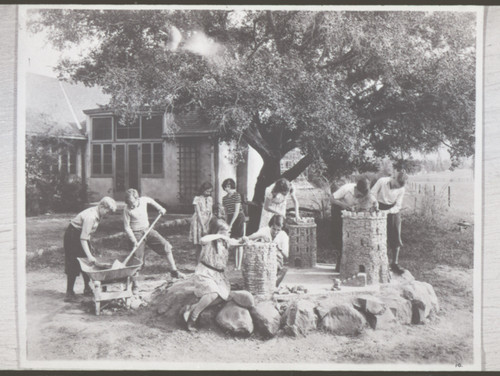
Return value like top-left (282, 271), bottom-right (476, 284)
top-left (247, 158), bottom-right (281, 234)
top-left (246, 154), bottom-right (314, 234)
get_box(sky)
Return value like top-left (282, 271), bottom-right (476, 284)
top-left (24, 28), bottom-right (61, 78)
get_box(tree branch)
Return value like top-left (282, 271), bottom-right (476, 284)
top-left (318, 48), bottom-right (357, 70)
top-left (241, 117), bottom-right (278, 160)
top-left (281, 153), bottom-right (314, 182)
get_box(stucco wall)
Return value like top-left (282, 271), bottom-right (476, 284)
top-left (159, 140), bottom-right (179, 204)
top-left (247, 146), bottom-right (263, 201)
top-left (217, 141), bottom-right (237, 204)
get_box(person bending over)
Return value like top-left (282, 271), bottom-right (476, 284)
top-left (371, 171), bottom-right (408, 275)
top-left (63, 197), bottom-right (117, 302)
top-left (123, 189), bottom-right (185, 287)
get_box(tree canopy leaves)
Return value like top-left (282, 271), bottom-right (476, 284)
top-left (29, 8), bottom-right (476, 187)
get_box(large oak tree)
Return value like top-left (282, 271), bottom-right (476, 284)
top-left (29, 9), bottom-right (476, 229)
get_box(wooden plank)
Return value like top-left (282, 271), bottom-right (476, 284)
top-left (0, 4), bottom-right (20, 369)
top-left (483, 6), bottom-right (500, 371)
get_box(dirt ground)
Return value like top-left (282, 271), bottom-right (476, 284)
top-left (24, 211), bottom-right (475, 367)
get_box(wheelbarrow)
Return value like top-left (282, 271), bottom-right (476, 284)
top-left (78, 257), bottom-right (142, 315)
top-left (78, 212), bottom-right (164, 315)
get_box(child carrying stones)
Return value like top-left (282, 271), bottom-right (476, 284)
top-left (189, 182), bottom-right (213, 263)
top-left (63, 197), bottom-right (117, 302)
top-left (182, 217), bottom-right (241, 331)
top-left (123, 189), bottom-right (185, 285)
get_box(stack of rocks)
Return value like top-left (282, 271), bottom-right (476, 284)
top-left (288, 217), bottom-right (317, 268)
top-left (340, 211), bottom-right (390, 285)
top-left (241, 241), bottom-right (277, 299)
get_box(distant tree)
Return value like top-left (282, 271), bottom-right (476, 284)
top-left (26, 134), bottom-right (87, 215)
top-left (29, 9), bottom-right (476, 229)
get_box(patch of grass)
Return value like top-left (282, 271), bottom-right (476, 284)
top-left (26, 212), bottom-right (194, 272)
top-left (400, 212), bottom-right (474, 272)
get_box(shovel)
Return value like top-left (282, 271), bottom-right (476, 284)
top-left (110, 212), bottom-right (164, 270)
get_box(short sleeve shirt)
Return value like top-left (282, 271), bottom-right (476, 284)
top-left (70, 206), bottom-right (101, 241)
top-left (222, 192), bottom-right (243, 217)
top-left (251, 226), bottom-right (289, 258)
top-left (371, 177), bottom-right (406, 213)
top-left (123, 196), bottom-right (156, 232)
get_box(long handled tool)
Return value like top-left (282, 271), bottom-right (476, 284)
top-left (110, 212), bottom-right (164, 270)
top-left (234, 216), bottom-right (247, 270)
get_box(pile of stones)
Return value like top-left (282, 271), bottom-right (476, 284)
top-left (148, 270), bottom-right (439, 338)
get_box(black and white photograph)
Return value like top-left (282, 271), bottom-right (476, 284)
top-left (11, 4), bottom-right (486, 371)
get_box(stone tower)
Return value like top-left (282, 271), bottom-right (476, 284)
top-left (288, 218), bottom-right (317, 268)
top-left (340, 211), bottom-right (390, 285)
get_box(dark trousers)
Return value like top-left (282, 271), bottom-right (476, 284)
top-left (229, 212), bottom-right (245, 238)
top-left (63, 224), bottom-right (90, 292)
top-left (378, 202), bottom-right (403, 264)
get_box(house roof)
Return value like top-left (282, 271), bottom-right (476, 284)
top-left (26, 72), bottom-right (110, 139)
top-left (26, 72), bottom-right (217, 138)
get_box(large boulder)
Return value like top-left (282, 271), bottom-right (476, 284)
top-left (390, 269), bottom-right (416, 284)
top-left (319, 304), bottom-right (366, 336)
top-left (216, 301), bottom-right (254, 336)
top-left (401, 281), bottom-right (439, 322)
top-left (364, 307), bottom-right (396, 330)
top-left (198, 303), bottom-right (225, 329)
top-left (281, 300), bottom-right (317, 337)
top-left (151, 279), bottom-right (198, 325)
top-left (353, 295), bottom-right (386, 315)
top-left (379, 296), bottom-right (413, 325)
top-left (250, 301), bottom-right (281, 338)
top-left (229, 290), bottom-right (255, 309)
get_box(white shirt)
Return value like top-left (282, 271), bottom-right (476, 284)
top-left (332, 183), bottom-right (358, 207)
top-left (250, 226), bottom-right (289, 258)
top-left (123, 196), bottom-right (163, 235)
top-left (70, 206), bottom-right (101, 241)
top-left (371, 177), bottom-right (405, 214)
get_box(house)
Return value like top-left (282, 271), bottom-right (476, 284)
top-left (26, 73), bottom-right (263, 211)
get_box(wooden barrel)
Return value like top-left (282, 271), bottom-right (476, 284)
top-left (241, 241), bottom-right (277, 298)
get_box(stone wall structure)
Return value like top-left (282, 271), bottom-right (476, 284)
top-left (288, 218), bottom-right (317, 268)
top-left (340, 211), bottom-right (389, 284)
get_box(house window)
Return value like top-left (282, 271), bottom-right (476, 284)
top-left (142, 142), bottom-right (163, 176)
top-left (178, 139), bottom-right (199, 203)
top-left (116, 117), bottom-right (140, 139)
top-left (142, 115), bottom-right (163, 139)
top-left (69, 151), bottom-right (77, 174)
top-left (61, 153), bottom-right (68, 174)
top-left (92, 117), bottom-right (113, 140)
top-left (61, 150), bottom-right (77, 175)
top-left (92, 144), bottom-right (112, 175)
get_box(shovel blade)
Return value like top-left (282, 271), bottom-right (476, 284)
top-left (111, 260), bottom-right (124, 270)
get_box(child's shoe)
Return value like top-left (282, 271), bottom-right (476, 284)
top-left (83, 286), bottom-right (93, 297)
top-left (64, 292), bottom-right (78, 303)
